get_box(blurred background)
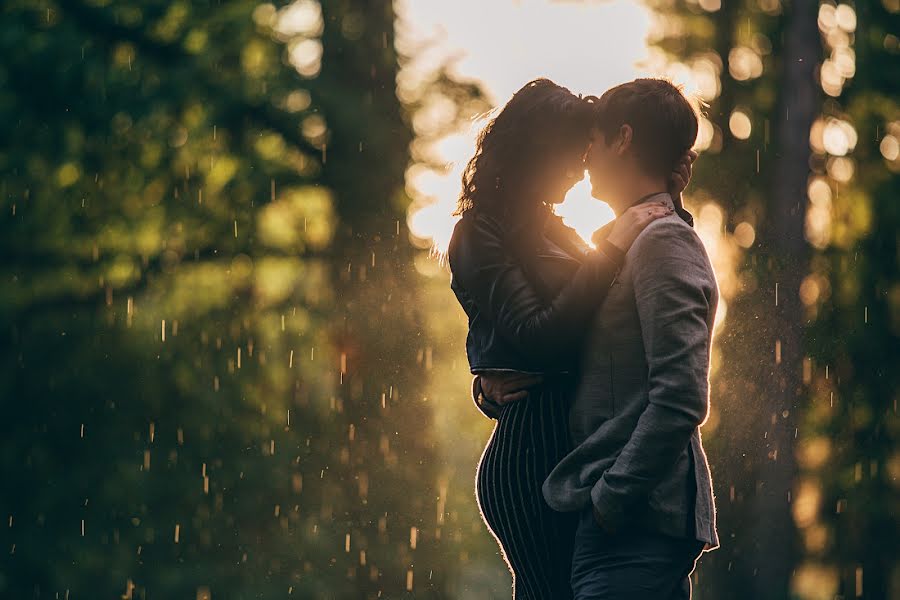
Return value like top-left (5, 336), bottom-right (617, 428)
top-left (0, 0), bottom-right (897, 598)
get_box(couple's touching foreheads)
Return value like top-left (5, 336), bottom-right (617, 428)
top-left (447, 77), bottom-right (719, 599)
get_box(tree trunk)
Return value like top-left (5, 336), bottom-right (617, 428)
top-left (749, 0), bottom-right (818, 597)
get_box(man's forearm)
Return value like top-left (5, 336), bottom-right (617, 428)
top-left (590, 395), bottom-right (705, 530)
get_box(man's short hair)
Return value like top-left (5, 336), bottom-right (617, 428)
top-left (592, 78), bottom-right (698, 178)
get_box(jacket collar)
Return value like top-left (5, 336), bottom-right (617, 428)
top-left (629, 191), bottom-right (674, 211)
top-left (633, 192), bottom-right (695, 228)
top-left (590, 192), bottom-right (695, 247)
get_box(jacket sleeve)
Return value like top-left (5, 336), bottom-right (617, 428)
top-left (590, 220), bottom-right (716, 531)
top-left (449, 214), bottom-right (625, 363)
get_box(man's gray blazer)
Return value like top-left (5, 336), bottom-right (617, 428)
top-left (543, 193), bottom-right (720, 550)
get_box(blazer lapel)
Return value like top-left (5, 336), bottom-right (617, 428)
top-left (591, 220), bottom-right (616, 249)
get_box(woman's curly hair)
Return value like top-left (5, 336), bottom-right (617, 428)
top-left (455, 78), bottom-right (594, 216)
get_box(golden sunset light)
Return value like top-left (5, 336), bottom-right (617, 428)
top-left (3, 0), bottom-right (892, 598)
top-left (398, 0), bottom-right (736, 341)
top-left (399, 0), bottom-right (655, 249)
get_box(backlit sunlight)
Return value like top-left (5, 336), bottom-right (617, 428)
top-left (398, 0), bottom-right (653, 249)
top-left (398, 0), bottom-right (734, 338)
top-left (399, 0), bottom-right (718, 251)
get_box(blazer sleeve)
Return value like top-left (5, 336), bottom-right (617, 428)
top-left (448, 213), bottom-right (624, 363)
top-left (590, 220), bottom-right (716, 532)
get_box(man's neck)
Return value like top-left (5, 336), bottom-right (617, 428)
top-left (610, 178), bottom-right (669, 217)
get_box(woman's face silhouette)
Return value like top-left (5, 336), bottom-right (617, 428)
top-left (531, 142), bottom-right (588, 205)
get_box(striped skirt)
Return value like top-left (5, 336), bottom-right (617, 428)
top-left (475, 376), bottom-right (579, 599)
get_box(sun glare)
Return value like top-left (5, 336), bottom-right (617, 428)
top-left (398, 0), bottom-right (735, 355)
top-left (398, 0), bottom-right (653, 252)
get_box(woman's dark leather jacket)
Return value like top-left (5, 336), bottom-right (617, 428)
top-left (447, 207), bottom-right (626, 379)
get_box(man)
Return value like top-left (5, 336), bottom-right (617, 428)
top-left (482, 78), bottom-right (719, 599)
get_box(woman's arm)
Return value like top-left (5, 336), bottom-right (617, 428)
top-left (449, 207), bottom-right (667, 363)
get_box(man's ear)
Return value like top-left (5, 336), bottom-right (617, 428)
top-left (615, 124), bottom-right (633, 155)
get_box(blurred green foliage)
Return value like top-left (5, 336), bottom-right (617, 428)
top-left (649, 1), bottom-right (899, 598)
top-left (0, 0), bottom-right (488, 597)
top-left (1, 1), bottom-right (896, 599)
top-left (803, 3), bottom-right (900, 598)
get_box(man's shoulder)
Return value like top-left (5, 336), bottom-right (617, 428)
top-left (627, 214), bottom-right (715, 282)
top-left (631, 214), bottom-right (706, 257)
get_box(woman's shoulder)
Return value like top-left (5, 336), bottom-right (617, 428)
top-left (449, 210), bottom-right (504, 256)
top-left (447, 211), bottom-right (512, 286)
top-left (454, 209), bottom-right (504, 234)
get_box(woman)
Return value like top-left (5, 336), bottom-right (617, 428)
top-left (447, 79), bottom-right (691, 599)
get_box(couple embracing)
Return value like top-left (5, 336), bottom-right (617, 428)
top-left (448, 78), bottom-right (719, 599)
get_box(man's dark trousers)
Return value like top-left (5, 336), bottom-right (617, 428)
top-left (570, 505), bottom-right (705, 600)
